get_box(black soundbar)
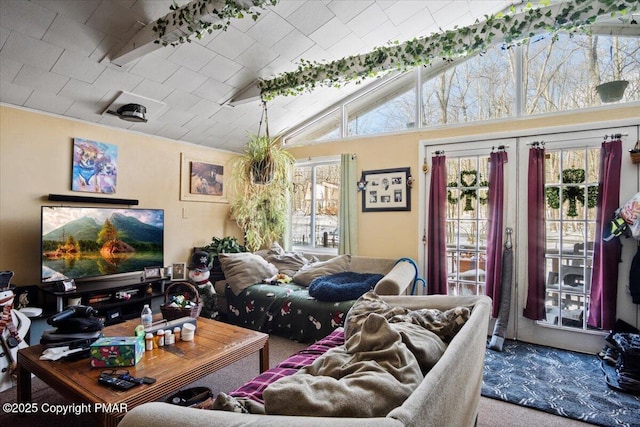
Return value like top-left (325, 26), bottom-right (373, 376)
top-left (48, 194), bottom-right (139, 205)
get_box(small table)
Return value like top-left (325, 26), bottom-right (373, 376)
top-left (17, 317), bottom-right (269, 427)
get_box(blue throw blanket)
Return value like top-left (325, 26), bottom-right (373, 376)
top-left (308, 272), bottom-right (384, 302)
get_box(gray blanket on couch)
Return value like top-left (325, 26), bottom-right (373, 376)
top-left (263, 311), bottom-right (446, 417)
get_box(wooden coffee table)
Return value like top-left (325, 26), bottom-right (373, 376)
top-left (17, 316), bottom-right (269, 427)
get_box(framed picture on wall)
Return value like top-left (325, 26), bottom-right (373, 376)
top-left (171, 262), bottom-right (187, 281)
top-left (180, 153), bottom-right (228, 203)
top-left (361, 167), bottom-right (411, 212)
top-left (71, 137), bottom-right (118, 194)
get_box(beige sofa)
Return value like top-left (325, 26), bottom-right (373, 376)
top-left (119, 294), bottom-right (491, 427)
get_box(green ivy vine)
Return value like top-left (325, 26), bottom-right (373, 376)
top-left (152, 0), bottom-right (278, 46)
top-left (259, 0), bottom-right (637, 100)
top-left (447, 170), bottom-right (489, 212)
top-left (545, 168), bottom-right (599, 217)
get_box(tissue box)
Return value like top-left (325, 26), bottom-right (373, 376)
top-left (90, 336), bottom-right (144, 368)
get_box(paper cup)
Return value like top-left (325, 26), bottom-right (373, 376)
top-left (68, 297), bottom-right (82, 306)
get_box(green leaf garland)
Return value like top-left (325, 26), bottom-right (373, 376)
top-left (258, 0), bottom-right (637, 101)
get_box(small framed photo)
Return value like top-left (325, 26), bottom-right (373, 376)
top-left (362, 167), bottom-right (411, 212)
top-left (143, 267), bottom-right (162, 280)
top-left (171, 262), bottom-right (187, 281)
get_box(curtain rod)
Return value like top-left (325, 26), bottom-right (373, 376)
top-left (431, 145), bottom-right (509, 155)
top-left (527, 133), bottom-right (629, 146)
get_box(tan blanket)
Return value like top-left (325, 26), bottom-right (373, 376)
top-left (262, 312), bottom-right (446, 417)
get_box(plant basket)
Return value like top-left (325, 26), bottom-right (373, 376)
top-left (160, 282), bottom-right (202, 321)
top-left (631, 141), bottom-right (640, 165)
top-left (596, 80), bottom-right (629, 103)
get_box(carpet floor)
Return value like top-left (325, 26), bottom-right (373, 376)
top-left (482, 339), bottom-right (640, 427)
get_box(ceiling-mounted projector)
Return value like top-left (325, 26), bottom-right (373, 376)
top-left (107, 103), bottom-right (147, 123)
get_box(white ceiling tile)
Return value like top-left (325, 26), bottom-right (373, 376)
top-left (361, 20), bottom-right (401, 48)
top-left (52, 50), bottom-right (105, 84)
top-left (84, 1), bottom-right (143, 37)
top-left (327, 1), bottom-right (371, 24)
top-left (322, 33), bottom-right (367, 59)
top-left (246, 9), bottom-right (294, 48)
top-left (286, 2), bottom-right (335, 36)
top-left (271, 29), bottom-right (314, 63)
top-left (188, 98), bottom-right (222, 118)
top-left (129, 53), bottom-right (180, 83)
top-left (347, 3), bottom-right (388, 38)
top-left (0, 0), bottom-right (56, 39)
top-left (163, 67), bottom-right (208, 93)
top-left (167, 43), bottom-right (217, 72)
top-left (13, 65), bottom-right (68, 94)
top-left (93, 67), bottom-right (143, 92)
top-left (195, 78), bottom-right (233, 104)
top-left (157, 108), bottom-right (196, 128)
top-left (59, 79), bottom-right (108, 102)
top-left (156, 123), bottom-right (190, 141)
top-left (65, 99), bottom-right (105, 121)
top-left (43, 14), bottom-right (106, 56)
top-left (0, 26), bottom-right (10, 48)
top-left (0, 81), bottom-right (31, 105)
top-left (182, 116), bottom-right (214, 133)
top-left (309, 17), bottom-right (352, 51)
top-left (200, 55), bottom-right (243, 82)
top-left (384, 1), bottom-right (430, 26)
top-left (131, 79), bottom-right (175, 102)
top-left (271, 0), bottom-right (306, 19)
top-left (234, 42), bottom-right (279, 73)
top-left (33, 0), bottom-right (102, 23)
top-left (128, 118), bottom-right (165, 134)
top-left (163, 90), bottom-right (201, 111)
top-left (395, 11), bottom-right (437, 40)
top-left (206, 26), bottom-right (255, 61)
top-left (0, 32), bottom-right (63, 71)
top-left (0, 57), bottom-right (22, 83)
top-left (24, 90), bottom-right (75, 115)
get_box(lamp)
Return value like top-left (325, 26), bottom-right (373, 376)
top-left (106, 103), bottom-right (148, 123)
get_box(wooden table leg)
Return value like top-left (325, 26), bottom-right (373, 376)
top-left (16, 359), bottom-right (32, 402)
top-left (259, 339), bottom-right (269, 373)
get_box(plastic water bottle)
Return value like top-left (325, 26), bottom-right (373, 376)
top-left (141, 304), bottom-right (152, 329)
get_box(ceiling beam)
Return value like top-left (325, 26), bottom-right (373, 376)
top-left (110, 0), bottom-right (230, 66)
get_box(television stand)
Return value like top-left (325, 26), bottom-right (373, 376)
top-left (40, 276), bottom-right (169, 326)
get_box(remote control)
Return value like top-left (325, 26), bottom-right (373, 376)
top-left (98, 373), bottom-right (137, 390)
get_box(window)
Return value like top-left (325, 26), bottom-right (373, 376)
top-left (290, 158), bottom-right (341, 253)
top-left (284, 32), bottom-right (638, 146)
top-left (445, 154), bottom-right (490, 296)
top-left (542, 145), bottom-right (599, 330)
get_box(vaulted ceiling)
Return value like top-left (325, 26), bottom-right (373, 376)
top-left (2, 0), bottom-right (523, 152)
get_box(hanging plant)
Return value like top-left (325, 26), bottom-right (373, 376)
top-left (259, 0), bottom-right (636, 100)
top-left (153, 0), bottom-right (278, 46)
top-left (447, 170), bottom-right (489, 211)
top-left (545, 168), bottom-right (598, 217)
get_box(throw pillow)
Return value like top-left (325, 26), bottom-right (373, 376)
top-left (263, 242), bottom-right (310, 276)
top-left (219, 253), bottom-right (279, 296)
top-left (292, 254), bottom-right (351, 287)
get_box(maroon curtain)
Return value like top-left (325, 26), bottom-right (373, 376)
top-left (427, 155), bottom-right (448, 295)
top-left (485, 151), bottom-right (508, 318)
top-left (523, 145), bottom-right (546, 320)
top-left (588, 139), bottom-right (622, 330)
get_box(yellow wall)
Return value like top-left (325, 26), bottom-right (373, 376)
top-left (0, 106), bottom-right (242, 286)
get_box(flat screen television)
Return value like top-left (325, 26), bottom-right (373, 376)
top-left (41, 206), bottom-right (164, 283)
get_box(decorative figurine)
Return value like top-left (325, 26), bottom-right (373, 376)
top-left (188, 251), bottom-right (218, 320)
top-left (0, 271), bottom-right (30, 392)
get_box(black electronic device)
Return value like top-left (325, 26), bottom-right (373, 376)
top-left (98, 373), bottom-right (137, 390)
top-left (47, 305), bottom-right (97, 326)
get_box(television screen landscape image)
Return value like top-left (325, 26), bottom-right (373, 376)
top-left (41, 206), bottom-right (164, 283)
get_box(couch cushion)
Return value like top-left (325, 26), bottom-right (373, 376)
top-left (292, 254), bottom-right (351, 286)
top-left (219, 253), bottom-right (278, 296)
top-left (262, 242), bottom-right (310, 276)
